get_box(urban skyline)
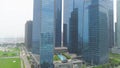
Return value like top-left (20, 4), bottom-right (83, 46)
top-left (0, 0), bottom-right (117, 38)
top-left (26, 0), bottom-right (115, 68)
top-left (0, 0), bottom-right (119, 68)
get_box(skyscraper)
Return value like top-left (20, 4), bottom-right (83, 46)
top-left (63, 0), bottom-right (90, 55)
top-left (108, 0), bottom-right (114, 48)
top-left (55, 0), bottom-right (62, 47)
top-left (25, 20), bottom-right (32, 52)
top-left (84, 0), bottom-right (109, 65)
top-left (63, 23), bottom-right (67, 47)
top-left (40, 0), bottom-right (55, 68)
top-left (63, 0), bottom-right (73, 49)
top-left (33, 0), bottom-right (55, 68)
top-left (117, 0), bottom-right (120, 48)
top-left (32, 0), bottom-right (41, 54)
top-left (69, 8), bottom-right (78, 53)
top-left (115, 23), bottom-right (117, 46)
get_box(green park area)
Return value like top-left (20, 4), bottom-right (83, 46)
top-left (0, 58), bottom-right (21, 68)
top-left (0, 48), bottom-right (20, 57)
top-left (0, 47), bottom-right (22, 68)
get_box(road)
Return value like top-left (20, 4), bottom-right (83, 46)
top-left (20, 47), bottom-right (31, 68)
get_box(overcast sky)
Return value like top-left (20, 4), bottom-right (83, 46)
top-left (0, 0), bottom-right (33, 38)
top-left (0, 0), bottom-right (117, 38)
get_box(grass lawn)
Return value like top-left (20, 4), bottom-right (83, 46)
top-left (0, 58), bottom-right (21, 68)
top-left (0, 48), bottom-right (20, 57)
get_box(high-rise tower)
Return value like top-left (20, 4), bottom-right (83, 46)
top-left (33, 0), bottom-right (55, 68)
top-left (55, 0), bottom-right (62, 47)
top-left (84, 0), bottom-right (109, 65)
top-left (117, 0), bottom-right (120, 48)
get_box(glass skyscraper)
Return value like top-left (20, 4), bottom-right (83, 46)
top-left (84, 0), bottom-right (109, 65)
top-left (69, 8), bottom-right (78, 53)
top-left (107, 0), bottom-right (114, 48)
top-left (64, 0), bottom-right (90, 55)
top-left (40, 0), bottom-right (55, 68)
top-left (55, 0), bottom-right (62, 47)
top-left (64, 0), bottom-right (110, 65)
top-left (32, 0), bottom-right (41, 54)
top-left (33, 0), bottom-right (55, 68)
top-left (117, 0), bottom-right (120, 48)
top-left (63, 23), bottom-right (67, 47)
top-left (63, 0), bottom-right (73, 49)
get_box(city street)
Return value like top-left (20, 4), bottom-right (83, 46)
top-left (20, 47), bottom-right (31, 68)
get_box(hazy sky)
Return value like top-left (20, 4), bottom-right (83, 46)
top-left (0, 0), bottom-right (33, 38)
top-left (0, 0), bottom-right (117, 38)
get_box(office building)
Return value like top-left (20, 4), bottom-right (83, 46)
top-left (69, 8), bottom-right (78, 53)
top-left (115, 23), bottom-right (117, 46)
top-left (64, 0), bottom-right (90, 55)
top-left (25, 20), bottom-right (32, 52)
top-left (33, 0), bottom-right (56, 68)
top-left (84, 0), bottom-right (109, 65)
top-left (117, 0), bottom-right (120, 48)
top-left (40, 0), bottom-right (55, 68)
top-left (55, 0), bottom-right (62, 47)
top-left (63, 0), bottom-right (73, 49)
top-left (32, 0), bottom-right (41, 54)
top-left (108, 0), bottom-right (114, 48)
top-left (63, 23), bottom-right (67, 47)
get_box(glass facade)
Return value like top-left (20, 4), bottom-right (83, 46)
top-left (84, 0), bottom-right (109, 65)
top-left (32, 0), bottom-right (41, 54)
top-left (40, 0), bottom-right (55, 68)
top-left (64, 0), bottom-right (110, 65)
top-left (69, 8), bottom-right (78, 53)
top-left (77, 0), bottom-right (91, 55)
top-left (63, 23), bottom-right (67, 47)
top-left (55, 0), bottom-right (62, 47)
top-left (107, 0), bottom-right (114, 48)
top-left (64, 0), bottom-right (91, 54)
top-left (117, 0), bottom-right (120, 48)
top-left (63, 0), bottom-right (73, 49)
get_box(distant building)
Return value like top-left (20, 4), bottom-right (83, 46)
top-left (69, 8), bottom-right (78, 54)
top-left (63, 0), bottom-right (73, 49)
top-left (115, 23), bottom-right (117, 46)
top-left (117, 0), bottom-right (120, 48)
top-left (55, 0), bottom-right (62, 47)
top-left (108, 0), bottom-right (114, 48)
top-left (25, 20), bottom-right (32, 52)
top-left (63, 24), bottom-right (67, 47)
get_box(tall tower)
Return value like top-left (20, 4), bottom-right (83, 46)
top-left (117, 0), bottom-right (120, 48)
top-left (32, 0), bottom-right (41, 54)
top-left (85, 0), bottom-right (109, 65)
top-left (55, 0), bottom-right (62, 47)
top-left (63, 0), bottom-right (73, 49)
top-left (108, 0), bottom-right (114, 48)
top-left (25, 20), bottom-right (32, 52)
top-left (33, 0), bottom-right (55, 68)
top-left (69, 8), bottom-right (78, 53)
